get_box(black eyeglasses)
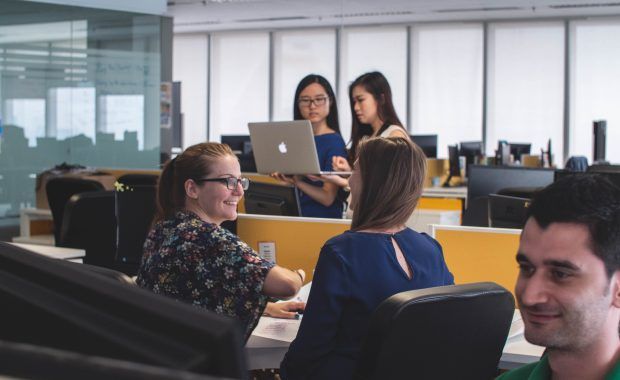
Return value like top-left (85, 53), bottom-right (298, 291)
top-left (194, 177), bottom-right (250, 190)
top-left (298, 96), bottom-right (328, 108)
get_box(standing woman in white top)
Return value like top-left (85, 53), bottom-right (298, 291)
top-left (332, 71), bottom-right (410, 177)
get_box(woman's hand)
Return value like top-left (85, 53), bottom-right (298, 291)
top-left (271, 172), bottom-right (299, 185)
top-left (307, 173), bottom-right (350, 188)
top-left (332, 156), bottom-right (352, 172)
top-left (264, 301), bottom-right (306, 319)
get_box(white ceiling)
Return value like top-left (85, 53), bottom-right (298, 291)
top-left (167, 0), bottom-right (620, 33)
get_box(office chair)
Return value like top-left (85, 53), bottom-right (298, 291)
top-left (59, 191), bottom-right (117, 269)
top-left (46, 177), bottom-right (106, 245)
top-left (117, 173), bottom-right (159, 187)
top-left (61, 261), bottom-right (136, 286)
top-left (115, 184), bottom-right (157, 276)
top-left (354, 282), bottom-right (514, 380)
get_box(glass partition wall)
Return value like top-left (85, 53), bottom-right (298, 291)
top-left (0, 1), bottom-right (164, 219)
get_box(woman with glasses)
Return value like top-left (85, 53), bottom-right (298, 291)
top-left (280, 137), bottom-right (454, 379)
top-left (137, 142), bottom-right (306, 340)
top-left (271, 74), bottom-right (347, 218)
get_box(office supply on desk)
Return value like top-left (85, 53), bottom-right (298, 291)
top-left (244, 182), bottom-right (301, 216)
top-left (0, 242), bottom-right (248, 379)
top-left (354, 282), bottom-right (514, 380)
top-left (248, 120), bottom-right (350, 175)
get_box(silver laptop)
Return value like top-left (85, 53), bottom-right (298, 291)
top-left (248, 120), bottom-right (350, 175)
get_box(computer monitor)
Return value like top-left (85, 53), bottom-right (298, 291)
top-left (442, 145), bottom-right (460, 187)
top-left (221, 135), bottom-right (257, 172)
top-left (593, 120), bottom-right (607, 164)
top-left (463, 165), bottom-right (555, 227)
top-left (508, 143), bottom-right (531, 163)
top-left (410, 135), bottom-right (438, 158)
top-left (0, 242), bottom-right (247, 379)
top-left (496, 141), bottom-right (511, 166)
top-left (488, 194), bottom-right (531, 229)
top-left (459, 141), bottom-right (483, 167)
top-left (243, 182), bottom-right (301, 216)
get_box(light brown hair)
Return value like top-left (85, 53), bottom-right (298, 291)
top-left (155, 142), bottom-right (235, 222)
top-left (351, 137), bottom-right (427, 231)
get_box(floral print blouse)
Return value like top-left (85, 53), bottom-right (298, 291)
top-left (136, 210), bottom-right (274, 340)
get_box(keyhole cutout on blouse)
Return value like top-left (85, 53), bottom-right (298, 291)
top-left (391, 236), bottom-right (413, 280)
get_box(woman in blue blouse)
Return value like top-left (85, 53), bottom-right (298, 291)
top-left (280, 137), bottom-right (454, 379)
top-left (272, 74), bottom-right (347, 218)
top-left (137, 142), bottom-right (306, 340)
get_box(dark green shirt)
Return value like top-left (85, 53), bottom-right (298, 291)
top-left (498, 355), bottom-right (620, 380)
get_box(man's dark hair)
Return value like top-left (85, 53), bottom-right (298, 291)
top-left (528, 174), bottom-right (620, 277)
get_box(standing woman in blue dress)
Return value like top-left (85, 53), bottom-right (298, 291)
top-left (280, 137), bottom-right (454, 379)
top-left (272, 74), bottom-right (347, 218)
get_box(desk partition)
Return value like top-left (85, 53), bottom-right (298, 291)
top-left (430, 225), bottom-right (521, 297)
top-left (237, 214), bottom-right (350, 283)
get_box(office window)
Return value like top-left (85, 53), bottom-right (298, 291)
top-left (4, 99), bottom-right (46, 147)
top-left (339, 26), bottom-right (408, 143)
top-left (570, 18), bottom-right (620, 164)
top-left (487, 22), bottom-right (564, 162)
top-left (273, 29), bottom-right (336, 122)
top-left (173, 34), bottom-right (208, 148)
top-left (410, 23), bottom-right (483, 158)
top-left (210, 32), bottom-right (269, 142)
top-left (48, 87), bottom-right (96, 141)
top-left (98, 95), bottom-right (145, 149)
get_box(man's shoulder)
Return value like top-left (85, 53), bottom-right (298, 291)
top-left (497, 358), bottom-right (548, 380)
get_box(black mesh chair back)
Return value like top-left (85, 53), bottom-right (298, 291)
top-left (115, 184), bottom-right (157, 276)
top-left (117, 174), bottom-right (159, 188)
top-left (354, 282), bottom-right (515, 380)
top-left (59, 191), bottom-right (117, 269)
top-left (46, 177), bottom-right (105, 244)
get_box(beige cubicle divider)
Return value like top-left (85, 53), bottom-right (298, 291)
top-left (430, 225), bottom-right (521, 298)
top-left (237, 214), bottom-right (350, 283)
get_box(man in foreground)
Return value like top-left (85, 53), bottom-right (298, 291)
top-left (499, 174), bottom-right (620, 379)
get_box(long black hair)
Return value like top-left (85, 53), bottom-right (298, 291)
top-left (293, 74), bottom-right (341, 135)
top-left (349, 71), bottom-right (405, 162)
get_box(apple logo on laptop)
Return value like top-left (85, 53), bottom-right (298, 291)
top-left (278, 141), bottom-right (288, 154)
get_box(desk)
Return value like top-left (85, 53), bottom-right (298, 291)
top-left (422, 186), bottom-right (467, 199)
top-left (14, 207), bottom-right (54, 246)
top-left (245, 310), bottom-right (544, 371)
top-left (9, 242), bottom-right (85, 263)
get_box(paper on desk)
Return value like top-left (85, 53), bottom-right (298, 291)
top-left (295, 281), bottom-right (311, 303)
top-left (252, 316), bottom-right (301, 342)
top-left (508, 310), bottom-right (524, 339)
